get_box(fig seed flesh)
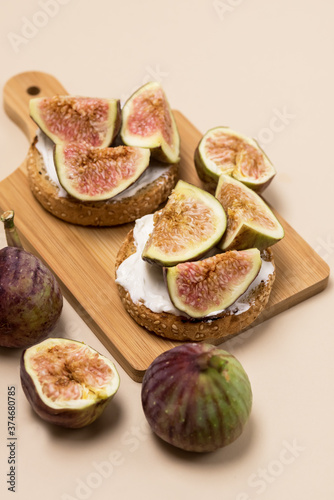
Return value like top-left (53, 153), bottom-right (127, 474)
top-left (30, 95), bottom-right (121, 148)
top-left (20, 338), bottom-right (120, 428)
top-left (121, 82), bottom-right (180, 164)
top-left (54, 143), bottom-right (150, 201)
top-left (166, 248), bottom-right (261, 318)
top-left (195, 127), bottom-right (275, 192)
top-left (216, 174), bottom-right (284, 251)
top-left (142, 180), bottom-right (226, 266)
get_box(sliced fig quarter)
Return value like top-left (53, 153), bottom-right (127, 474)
top-left (142, 180), bottom-right (227, 266)
top-left (54, 143), bottom-right (150, 201)
top-left (29, 95), bottom-right (121, 147)
top-left (165, 248), bottom-right (262, 318)
top-left (216, 174), bottom-right (284, 251)
top-left (120, 82), bottom-right (180, 164)
top-left (195, 126), bottom-right (275, 192)
top-left (20, 338), bottom-right (120, 428)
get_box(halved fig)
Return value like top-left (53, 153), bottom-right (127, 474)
top-left (195, 126), bottom-right (275, 192)
top-left (165, 248), bottom-right (261, 318)
top-left (120, 82), bottom-right (180, 163)
top-left (216, 174), bottom-right (284, 251)
top-left (29, 95), bottom-right (121, 147)
top-left (20, 338), bottom-right (120, 428)
top-left (54, 143), bottom-right (150, 201)
top-left (142, 180), bottom-right (226, 266)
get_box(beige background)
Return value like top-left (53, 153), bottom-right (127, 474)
top-left (0, 1), bottom-right (333, 499)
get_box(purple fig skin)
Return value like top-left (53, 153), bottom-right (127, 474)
top-left (141, 343), bottom-right (252, 453)
top-left (112, 100), bottom-right (122, 144)
top-left (20, 352), bottom-right (109, 428)
top-left (0, 247), bottom-right (63, 348)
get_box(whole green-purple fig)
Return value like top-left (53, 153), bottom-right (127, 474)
top-left (141, 343), bottom-right (252, 452)
top-left (0, 211), bottom-right (63, 348)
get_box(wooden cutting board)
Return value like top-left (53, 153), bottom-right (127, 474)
top-left (1, 71), bottom-right (330, 381)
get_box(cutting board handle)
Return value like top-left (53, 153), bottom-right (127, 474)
top-left (3, 71), bottom-right (67, 144)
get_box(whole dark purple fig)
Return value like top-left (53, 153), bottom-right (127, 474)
top-left (0, 211), bottom-right (63, 348)
top-left (142, 343), bottom-right (252, 452)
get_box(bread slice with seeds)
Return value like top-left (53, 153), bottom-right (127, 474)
top-left (26, 136), bottom-right (178, 226)
top-left (115, 224), bottom-right (275, 342)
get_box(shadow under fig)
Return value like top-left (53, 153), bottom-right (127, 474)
top-left (0, 345), bottom-right (23, 360)
top-left (150, 415), bottom-right (257, 466)
top-left (26, 396), bottom-right (123, 442)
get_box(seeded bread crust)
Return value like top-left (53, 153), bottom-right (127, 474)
top-left (115, 229), bottom-right (276, 342)
top-left (26, 137), bottom-right (179, 226)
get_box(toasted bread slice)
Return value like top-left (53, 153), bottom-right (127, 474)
top-left (115, 227), bottom-right (275, 342)
top-left (26, 137), bottom-right (178, 226)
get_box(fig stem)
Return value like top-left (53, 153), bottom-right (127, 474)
top-left (1, 210), bottom-right (23, 249)
top-left (197, 353), bottom-right (228, 372)
top-left (207, 355), bottom-right (228, 372)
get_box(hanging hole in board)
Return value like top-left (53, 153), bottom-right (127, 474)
top-left (27, 86), bottom-right (41, 96)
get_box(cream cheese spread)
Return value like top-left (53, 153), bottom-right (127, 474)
top-left (115, 213), bottom-right (275, 317)
top-left (35, 130), bottom-right (172, 200)
top-left (35, 130), bottom-right (68, 197)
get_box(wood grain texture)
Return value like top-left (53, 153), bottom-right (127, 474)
top-left (0, 71), bottom-right (330, 381)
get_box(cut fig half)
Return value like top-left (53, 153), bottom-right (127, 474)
top-left (216, 174), bottom-right (284, 251)
top-left (142, 180), bottom-right (226, 266)
top-left (120, 82), bottom-right (180, 164)
top-left (20, 338), bottom-right (120, 428)
top-left (54, 143), bottom-right (150, 201)
top-left (29, 95), bottom-right (121, 148)
top-left (165, 248), bottom-right (262, 318)
top-left (195, 126), bottom-right (275, 192)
